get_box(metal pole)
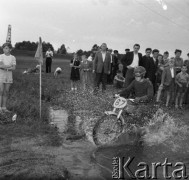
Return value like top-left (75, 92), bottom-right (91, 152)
top-left (40, 64), bottom-right (42, 119)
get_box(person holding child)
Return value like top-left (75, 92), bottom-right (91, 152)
top-left (175, 65), bottom-right (189, 109)
top-left (70, 53), bottom-right (80, 91)
top-left (158, 58), bottom-right (176, 107)
top-left (0, 43), bottom-right (16, 112)
top-left (80, 54), bottom-right (93, 91)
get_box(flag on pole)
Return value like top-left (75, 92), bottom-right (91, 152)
top-left (6, 25), bottom-right (11, 44)
top-left (35, 37), bottom-right (43, 65)
top-left (34, 37), bottom-right (43, 119)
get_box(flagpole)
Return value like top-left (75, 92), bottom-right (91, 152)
top-left (34, 37), bottom-right (43, 119)
top-left (40, 63), bottom-right (42, 119)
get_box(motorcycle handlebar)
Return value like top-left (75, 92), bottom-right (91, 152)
top-left (114, 94), bottom-right (135, 102)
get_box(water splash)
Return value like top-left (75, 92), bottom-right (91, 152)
top-left (143, 108), bottom-right (189, 151)
top-left (155, 0), bottom-right (168, 10)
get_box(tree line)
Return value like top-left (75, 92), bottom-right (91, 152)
top-left (14, 41), bottom-right (67, 54)
top-left (1, 41), bottom-right (101, 56)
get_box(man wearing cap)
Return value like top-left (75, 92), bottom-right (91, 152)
top-left (93, 43), bottom-right (111, 93)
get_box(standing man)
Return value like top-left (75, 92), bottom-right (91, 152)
top-left (45, 47), bottom-right (53, 73)
top-left (141, 48), bottom-right (159, 93)
top-left (122, 48), bottom-right (130, 77)
top-left (121, 44), bottom-right (143, 88)
top-left (141, 48), bottom-right (152, 69)
top-left (125, 48), bottom-right (130, 54)
top-left (107, 48), bottom-right (113, 84)
top-left (93, 43), bottom-right (111, 93)
top-left (112, 50), bottom-right (119, 80)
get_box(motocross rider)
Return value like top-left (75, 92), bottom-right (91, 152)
top-left (117, 66), bottom-right (154, 103)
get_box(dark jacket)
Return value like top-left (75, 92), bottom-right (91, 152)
top-left (161, 66), bottom-right (176, 86)
top-left (141, 55), bottom-right (158, 84)
top-left (121, 51), bottom-right (143, 67)
top-left (93, 51), bottom-right (111, 74)
top-left (119, 79), bottom-right (154, 102)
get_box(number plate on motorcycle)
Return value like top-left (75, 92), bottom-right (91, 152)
top-left (113, 97), bottom-right (127, 108)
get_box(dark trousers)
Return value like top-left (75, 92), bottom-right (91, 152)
top-left (124, 68), bottom-right (134, 88)
top-left (46, 57), bottom-right (52, 73)
top-left (122, 66), bottom-right (127, 78)
top-left (107, 63), bottom-right (113, 84)
top-left (94, 72), bottom-right (108, 92)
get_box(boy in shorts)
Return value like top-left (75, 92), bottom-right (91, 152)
top-left (158, 58), bottom-right (176, 107)
top-left (0, 43), bottom-right (16, 112)
top-left (175, 65), bottom-right (189, 108)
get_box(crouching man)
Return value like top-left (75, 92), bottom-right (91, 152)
top-left (54, 67), bottom-right (62, 78)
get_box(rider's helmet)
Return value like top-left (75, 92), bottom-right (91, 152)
top-left (134, 66), bottom-right (146, 77)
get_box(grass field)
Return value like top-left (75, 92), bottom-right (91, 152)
top-left (0, 54), bottom-right (72, 179)
top-left (0, 52), bottom-right (189, 179)
top-left (0, 53), bottom-right (118, 179)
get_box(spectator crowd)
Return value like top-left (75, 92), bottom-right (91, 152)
top-left (69, 43), bottom-right (189, 109)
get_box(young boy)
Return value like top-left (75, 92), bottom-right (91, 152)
top-left (113, 70), bottom-right (125, 89)
top-left (118, 66), bottom-right (153, 103)
top-left (163, 51), bottom-right (169, 67)
top-left (0, 43), bottom-right (16, 112)
top-left (175, 65), bottom-right (189, 108)
top-left (158, 58), bottom-right (176, 107)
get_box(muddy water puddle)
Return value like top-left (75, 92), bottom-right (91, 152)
top-left (48, 108), bottom-right (104, 179)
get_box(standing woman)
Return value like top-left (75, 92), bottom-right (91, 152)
top-left (0, 43), bottom-right (16, 112)
top-left (45, 47), bottom-right (53, 73)
top-left (70, 53), bottom-right (80, 91)
top-left (80, 54), bottom-right (93, 91)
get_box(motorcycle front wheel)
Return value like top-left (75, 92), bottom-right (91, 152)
top-left (93, 114), bottom-right (123, 146)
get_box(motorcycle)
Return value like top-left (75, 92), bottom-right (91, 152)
top-left (93, 94), bottom-right (136, 146)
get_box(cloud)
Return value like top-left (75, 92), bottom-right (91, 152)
top-left (91, 0), bottom-right (111, 6)
top-left (117, 0), bottom-right (133, 6)
top-left (99, 0), bottom-right (109, 5)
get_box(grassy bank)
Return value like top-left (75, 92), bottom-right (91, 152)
top-left (0, 52), bottom-right (189, 179)
top-left (0, 54), bottom-right (71, 179)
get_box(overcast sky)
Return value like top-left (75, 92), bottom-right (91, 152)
top-left (0, 0), bottom-right (189, 58)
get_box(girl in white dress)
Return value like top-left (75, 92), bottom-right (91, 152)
top-left (0, 43), bottom-right (16, 112)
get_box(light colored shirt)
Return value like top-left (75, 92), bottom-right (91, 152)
top-left (130, 53), bottom-right (139, 68)
top-left (110, 54), bottom-right (113, 63)
top-left (170, 67), bottom-right (174, 78)
top-left (102, 52), bottom-right (106, 62)
top-left (0, 54), bottom-right (16, 66)
top-left (0, 54), bottom-right (16, 83)
top-left (87, 56), bottom-right (92, 61)
top-left (153, 57), bottom-right (156, 64)
top-left (46, 50), bottom-right (53, 58)
top-left (55, 67), bottom-right (62, 72)
top-left (176, 72), bottom-right (189, 84)
top-left (174, 57), bottom-right (183, 68)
